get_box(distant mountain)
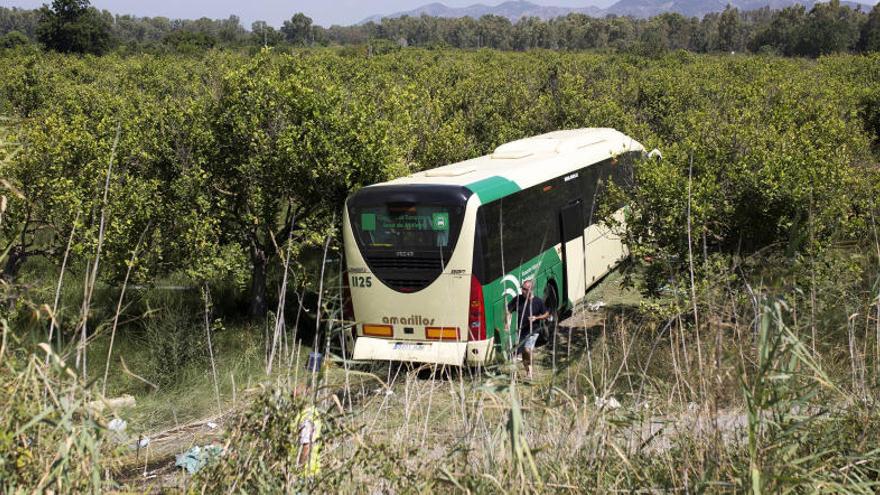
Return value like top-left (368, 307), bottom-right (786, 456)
top-left (606, 0), bottom-right (869, 17)
top-left (360, 0), bottom-right (872, 23)
top-left (360, 1), bottom-right (602, 24)
top-left (603, 0), bottom-right (725, 18)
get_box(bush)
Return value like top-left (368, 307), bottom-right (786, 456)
top-left (0, 31), bottom-right (30, 49)
top-left (162, 30), bottom-right (217, 53)
top-left (192, 383), bottom-right (325, 492)
top-left (139, 298), bottom-right (209, 387)
top-left (1, 349), bottom-right (118, 492)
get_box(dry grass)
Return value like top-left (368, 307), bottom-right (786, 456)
top-left (183, 258), bottom-right (880, 493)
top-left (4, 258), bottom-right (880, 493)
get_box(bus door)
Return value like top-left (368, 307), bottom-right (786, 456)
top-left (560, 200), bottom-right (587, 305)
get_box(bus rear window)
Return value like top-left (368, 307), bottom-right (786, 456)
top-left (351, 204), bottom-right (465, 251)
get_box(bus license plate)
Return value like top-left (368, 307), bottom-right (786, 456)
top-left (393, 342), bottom-right (428, 351)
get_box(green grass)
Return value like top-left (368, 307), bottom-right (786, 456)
top-left (10, 257), bottom-right (880, 492)
top-left (67, 266), bottom-right (643, 438)
top-left (98, 320), bottom-right (267, 434)
top-left (12, 263), bottom-right (285, 436)
top-left (581, 267), bottom-right (649, 309)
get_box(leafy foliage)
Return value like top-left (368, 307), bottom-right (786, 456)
top-left (1, 350), bottom-right (118, 493)
top-left (860, 4), bottom-right (880, 54)
top-left (0, 30), bottom-right (29, 49)
top-left (36, 0), bottom-right (113, 55)
top-left (281, 13), bottom-right (314, 45)
top-left (621, 55), bottom-right (878, 293)
top-left (0, 47), bottom-right (878, 494)
top-left (4, 3), bottom-right (880, 56)
top-left (0, 48), bottom-right (878, 305)
top-left (207, 50), bottom-right (398, 315)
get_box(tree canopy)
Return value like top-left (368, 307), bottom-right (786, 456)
top-left (36, 0), bottom-right (113, 55)
top-left (207, 51), bottom-right (398, 315)
top-left (0, 45), bottom-right (878, 309)
top-left (1, 4), bottom-right (878, 56)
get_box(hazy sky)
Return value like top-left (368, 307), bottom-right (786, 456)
top-left (3, 0), bottom-right (624, 28)
top-left (6, 0), bottom-right (878, 27)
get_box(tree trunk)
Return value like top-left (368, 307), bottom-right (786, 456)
top-left (2, 246), bottom-right (24, 281)
top-left (249, 244), bottom-right (269, 318)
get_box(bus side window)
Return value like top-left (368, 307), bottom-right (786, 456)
top-left (478, 202), bottom-right (503, 282)
top-left (579, 164), bottom-right (600, 227)
top-left (500, 184), bottom-right (556, 268)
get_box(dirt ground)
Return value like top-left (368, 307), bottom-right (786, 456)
top-left (114, 414), bottom-right (231, 491)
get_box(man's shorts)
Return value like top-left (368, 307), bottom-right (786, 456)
top-left (517, 332), bottom-right (539, 352)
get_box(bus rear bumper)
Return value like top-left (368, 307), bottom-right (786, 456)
top-left (353, 337), bottom-right (493, 366)
top-left (464, 338), bottom-right (493, 366)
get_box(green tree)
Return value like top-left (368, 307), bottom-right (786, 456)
top-left (748, 5), bottom-right (806, 56)
top-left (36, 0), bottom-right (113, 55)
top-left (858, 4), bottom-right (880, 53)
top-left (448, 16), bottom-right (480, 48)
top-left (477, 15), bottom-right (512, 50)
top-left (799, 0), bottom-right (860, 56)
top-left (3, 53), bottom-right (222, 283)
top-left (0, 7), bottom-right (40, 38)
top-left (717, 6), bottom-right (743, 52)
top-left (512, 16), bottom-right (551, 50)
top-left (622, 56), bottom-right (873, 294)
top-left (208, 52), bottom-right (399, 316)
top-left (633, 22), bottom-right (669, 57)
top-left (281, 13), bottom-right (312, 45)
top-left (163, 30), bottom-right (216, 52)
top-left (0, 30), bottom-right (29, 48)
top-left (250, 21), bottom-right (284, 47)
top-left (655, 13), bottom-right (695, 51)
top-left (217, 15), bottom-right (245, 44)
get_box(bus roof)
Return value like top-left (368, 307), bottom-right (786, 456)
top-left (371, 128), bottom-right (645, 205)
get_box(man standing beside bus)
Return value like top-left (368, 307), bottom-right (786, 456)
top-left (505, 279), bottom-right (550, 379)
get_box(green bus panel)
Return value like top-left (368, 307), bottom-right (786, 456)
top-left (480, 248), bottom-right (563, 356)
top-left (465, 176), bottom-right (521, 204)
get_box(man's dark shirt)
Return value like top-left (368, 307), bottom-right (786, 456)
top-left (507, 294), bottom-right (547, 338)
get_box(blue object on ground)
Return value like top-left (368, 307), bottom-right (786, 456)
top-left (305, 351), bottom-right (323, 372)
top-left (175, 444), bottom-right (223, 474)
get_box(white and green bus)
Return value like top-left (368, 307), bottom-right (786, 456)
top-left (343, 128), bottom-right (645, 366)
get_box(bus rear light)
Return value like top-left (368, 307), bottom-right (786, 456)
top-left (426, 327), bottom-right (459, 340)
top-left (468, 275), bottom-right (487, 341)
top-left (342, 270), bottom-right (355, 322)
top-left (362, 324), bottom-right (393, 337)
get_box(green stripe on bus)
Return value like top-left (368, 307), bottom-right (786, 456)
top-left (465, 176), bottom-right (520, 204)
top-left (480, 248), bottom-right (563, 354)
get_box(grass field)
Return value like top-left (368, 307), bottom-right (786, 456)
top-left (106, 269), bottom-right (636, 488)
